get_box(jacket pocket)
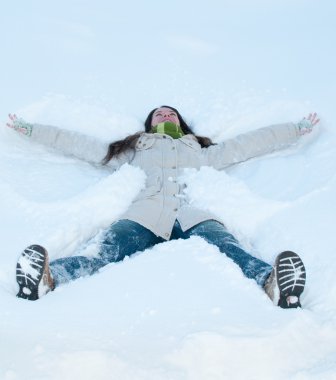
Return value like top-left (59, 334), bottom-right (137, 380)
top-left (134, 184), bottom-right (161, 201)
top-left (135, 135), bottom-right (155, 151)
top-left (179, 137), bottom-right (201, 151)
top-left (134, 174), bottom-right (162, 201)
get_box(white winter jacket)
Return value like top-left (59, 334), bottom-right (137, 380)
top-left (30, 122), bottom-right (300, 239)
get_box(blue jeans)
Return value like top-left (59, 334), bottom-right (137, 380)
top-left (50, 219), bottom-right (272, 287)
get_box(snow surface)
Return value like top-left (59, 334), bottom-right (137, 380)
top-left (1, 1), bottom-right (336, 379)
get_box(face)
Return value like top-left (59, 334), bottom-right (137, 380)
top-left (151, 107), bottom-right (180, 127)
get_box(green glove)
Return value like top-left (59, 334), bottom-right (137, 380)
top-left (297, 113), bottom-right (320, 136)
top-left (7, 114), bottom-right (33, 137)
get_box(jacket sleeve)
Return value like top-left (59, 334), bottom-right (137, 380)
top-left (30, 123), bottom-right (130, 169)
top-left (202, 122), bottom-right (300, 170)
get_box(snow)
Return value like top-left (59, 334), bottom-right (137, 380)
top-left (1, 1), bottom-right (336, 379)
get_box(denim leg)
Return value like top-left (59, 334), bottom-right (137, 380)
top-left (49, 219), bottom-right (164, 286)
top-left (184, 220), bottom-right (273, 286)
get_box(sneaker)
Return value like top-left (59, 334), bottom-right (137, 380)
top-left (264, 251), bottom-right (306, 308)
top-left (16, 244), bottom-right (55, 301)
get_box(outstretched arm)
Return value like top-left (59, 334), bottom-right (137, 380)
top-left (7, 114), bottom-right (109, 165)
top-left (203, 113), bottom-right (320, 170)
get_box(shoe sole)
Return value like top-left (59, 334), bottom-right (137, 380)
top-left (16, 244), bottom-right (47, 301)
top-left (276, 251), bottom-right (306, 308)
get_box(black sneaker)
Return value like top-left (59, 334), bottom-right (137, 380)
top-left (16, 244), bottom-right (55, 301)
top-left (264, 251), bottom-right (306, 308)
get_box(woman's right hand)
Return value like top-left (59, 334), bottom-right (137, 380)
top-left (7, 114), bottom-right (33, 136)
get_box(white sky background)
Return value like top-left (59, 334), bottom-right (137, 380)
top-left (0, 0), bottom-right (335, 121)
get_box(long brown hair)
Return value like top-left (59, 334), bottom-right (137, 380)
top-left (102, 105), bottom-right (215, 164)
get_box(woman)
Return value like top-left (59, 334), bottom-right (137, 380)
top-left (7, 106), bottom-right (320, 308)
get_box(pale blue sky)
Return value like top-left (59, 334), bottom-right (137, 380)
top-left (1, 0), bottom-right (335, 119)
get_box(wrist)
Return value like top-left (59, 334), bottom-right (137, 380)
top-left (13, 118), bottom-right (33, 137)
top-left (297, 119), bottom-right (313, 136)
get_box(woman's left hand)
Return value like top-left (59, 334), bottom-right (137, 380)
top-left (297, 112), bottom-right (320, 135)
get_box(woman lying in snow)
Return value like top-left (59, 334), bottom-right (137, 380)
top-left (7, 106), bottom-right (319, 308)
